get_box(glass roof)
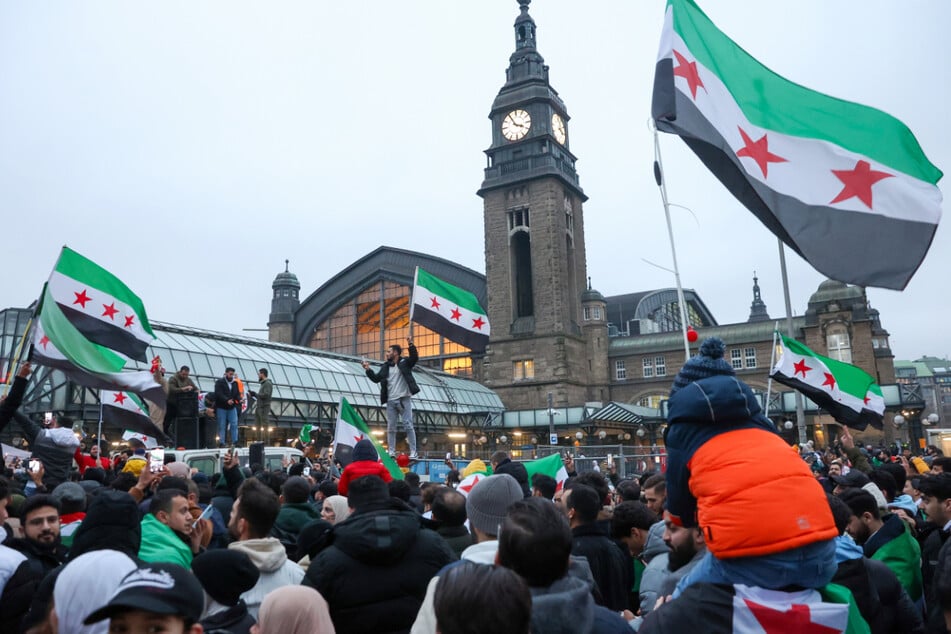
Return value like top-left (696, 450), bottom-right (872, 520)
top-left (148, 322), bottom-right (503, 415)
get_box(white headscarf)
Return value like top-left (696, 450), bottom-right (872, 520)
top-left (54, 550), bottom-right (137, 634)
top-left (324, 495), bottom-right (351, 525)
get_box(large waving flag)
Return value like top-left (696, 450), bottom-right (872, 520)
top-left (524, 453), bottom-right (570, 493)
top-left (103, 390), bottom-right (171, 445)
top-left (652, 0), bottom-right (942, 290)
top-left (332, 397), bottom-right (403, 480)
top-left (771, 333), bottom-right (884, 430)
top-left (33, 320), bottom-right (166, 406)
top-left (410, 267), bottom-right (489, 351)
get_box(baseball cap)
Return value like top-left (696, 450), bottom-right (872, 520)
top-left (84, 563), bottom-right (204, 625)
top-left (830, 471), bottom-right (871, 488)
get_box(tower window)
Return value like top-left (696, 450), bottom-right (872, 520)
top-left (583, 306), bottom-right (590, 321)
top-left (511, 228), bottom-right (534, 318)
top-left (615, 360), bottom-right (627, 380)
top-left (642, 358), bottom-right (653, 378)
top-left (513, 359), bottom-right (535, 381)
top-left (745, 347), bottom-right (757, 369)
top-left (826, 324), bottom-right (852, 363)
top-left (730, 349), bottom-right (743, 370)
top-left (655, 356), bottom-right (666, 377)
top-left (508, 208), bottom-right (530, 231)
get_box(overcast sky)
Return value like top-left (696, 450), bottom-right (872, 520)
top-left (1, 1), bottom-right (948, 363)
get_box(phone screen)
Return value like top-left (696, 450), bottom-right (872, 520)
top-left (29, 459), bottom-right (41, 473)
top-left (303, 467), bottom-right (311, 477)
top-left (149, 448), bottom-right (165, 473)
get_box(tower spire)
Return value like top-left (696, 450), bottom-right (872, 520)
top-left (505, 0), bottom-right (547, 85)
top-left (747, 271), bottom-right (770, 322)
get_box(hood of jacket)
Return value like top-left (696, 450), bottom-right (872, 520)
top-left (228, 537), bottom-right (289, 573)
top-left (69, 490), bottom-right (142, 560)
top-left (641, 519), bottom-right (670, 563)
top-left (834, 533), bottom-right (864, 564)
top-left (529, 575), bottom-right (596, 634)
top-left (45, 426), bottom-right (81, 448)
top-left (331, 508), bottom-right (422, 565)
top-left (666, 374), bottom-right (774, 430)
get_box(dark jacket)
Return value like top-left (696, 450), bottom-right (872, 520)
top-left (69, 489), bottom-right (143, 560)
top-left (214, 376), bottom-right (241, 410)
top-left (571, 522), bottom-right (632, 612)
top-left (13, 412), bottom-right (78, 489)
top-left (435, 524), bottom-right (472, 559)
top-left (529, 572), bottom-right (629, 634)
top-left (364, 344), bottom-right (419, 404)
top-left (0, 553), bottom-right (36, 634)
top-left (200, 600), bottom-right (256, 634)
top-left (493, 458), bottom-right (531, 498)
top-left (921, 521), bottom-right (949, 608)
top-left (6, 537), bottom-right (67, 582)
top-left (303, 501), bottom-right (454, 634)
top-left (833, 556), bottom-right (924, 634)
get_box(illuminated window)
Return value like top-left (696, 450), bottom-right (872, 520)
top-left (655, 356), bottom-right (666, 377)
top-left (615, 360), bottom-right (626, 380)
top-left (642, 358), bottom-right (653, 378)
top-left (443, 357), bottom-right (472, 377)
top-left (826, 324), bottom-right (852, 363)
top-left (730, 349), bottom-right (742, 369)
top-left (513, 359), bottom-right (535, 381)
top-left (637, 394), bottom-right (665, 409)
top-left (745, 347), bottom-right (757, 369)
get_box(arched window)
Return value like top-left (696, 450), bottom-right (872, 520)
top-left (826, 323), bottom-right (852, 364)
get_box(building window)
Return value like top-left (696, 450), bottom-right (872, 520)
top-left (583, 306), bottom-right (591, 321)
top-left (508, 208), bottom-right (530, 230)
top-left (655, 356), bottom-right (666, 377)
top-left (745, 347), bottom-right (757, 369)
top-left (593, 306), bottom-right (602, 320)
top-left (826, 324), bottom-right (852, 364)
top-left (513, 359), bottom-right (534, 381)
top-left (642, 358), bottom-right (653, 378)
top-left (615, 360), bottom-right (626, 380)
top-left (730, 348), bottom-right (743, 370)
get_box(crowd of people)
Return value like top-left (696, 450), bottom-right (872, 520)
top-left (2, 339), bottom-right (951, 632)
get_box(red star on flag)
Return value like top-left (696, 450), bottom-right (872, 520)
top-left (430, 296), bottom-right (441, 309)
top-left (672, 49), bottom-right (705, 99)
top-left (744, 600), bottom-right (840, 634)
top-left (450, 308), bottom-right (462, 321)
top-left (354, 434), bottom-right (364, 443)
top-left (73, 289), bottom-right (92, 308)
top-left (822, 373), bottom-right (836, 389)
top-left (736, 127), bottom-right (787, 178)
top-left (113, 392), bottom-right (127, 405)
top-left (830, 160), bottom-right (893, 209)
top-left (102, 302), bottom-right (119, 320)
top-left (472, 316), bottom-right (485, 330)
top-left (124, 315), bottom-right (135, 328)
top-left (864, 395), bottom-right (870, 405)
top-left (458, 475), bottom-right (482, 494)
top-left (39, 335), bottom-right (50, 349)
top-left (793, 359), bottom-right (812, 378)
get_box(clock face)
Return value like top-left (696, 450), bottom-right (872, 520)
top-left (501, 109), bottom-right (532, 141)
top-left (551, 113), bottom-right (566, 144)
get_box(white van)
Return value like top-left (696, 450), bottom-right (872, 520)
top-left (167, 447), bottom-right (304, 477)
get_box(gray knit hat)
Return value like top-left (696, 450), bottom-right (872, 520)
top-left (466, 474), bottom-right (523, 537)
top-left (669, 337), bottom-right (735, 395)
top-left (51, 481), bottom-right (87, 506)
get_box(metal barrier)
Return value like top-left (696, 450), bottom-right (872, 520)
top-left (533, 444), bottom-right (667, 478)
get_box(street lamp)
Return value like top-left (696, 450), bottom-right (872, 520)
top-left (783, 420), bottom-right (794, 430)
top-left (927, 413), bottom-right (940, 426)
top-left (894, 414), bottom-right (905, 427)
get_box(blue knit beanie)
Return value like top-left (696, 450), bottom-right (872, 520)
top-left (352, 438), bottom-right (378, 462)
top-left (669, 337), bottom-right (735, 395)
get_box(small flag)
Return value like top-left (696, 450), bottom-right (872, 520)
top-left (103, 390), bottom-right (172, 444)
top-left (770, 333), bottom-right (884, 430)
top-left (652, 0), bottom-right (942, 290)
top-left (524, 453), bottom-right (570, 493)
top-left (410, 267), bottom-right (489, 351)
top-left (299, 424), bottom-right (314, 445)
top-left (332, 397), bottom-right (402, 480)
top-left (121, 429), bottom-right (159, 450)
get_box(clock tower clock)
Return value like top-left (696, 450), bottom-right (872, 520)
top-left (478, 0), bottom-right (605, 411)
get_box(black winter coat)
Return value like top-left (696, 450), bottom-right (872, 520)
top-left (364, 344), bottom-right (420, 404)
top-left (303, 501), bottom-right (454, 634)
top-left (570, 523), bottom-right (632, 612)
top-left (833, 556), bottom-right (924, 634)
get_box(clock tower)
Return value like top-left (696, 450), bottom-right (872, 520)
top-left (478, 0), bottom-right (604, 411)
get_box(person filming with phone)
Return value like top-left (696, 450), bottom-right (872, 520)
top-left (12, 397), bottom-right (79, 490)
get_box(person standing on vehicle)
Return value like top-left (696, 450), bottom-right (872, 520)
top-left (362, 338), bottom-right (420, 458)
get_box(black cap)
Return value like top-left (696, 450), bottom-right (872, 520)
top-left (84, 563), bottom-right (204, 625)
top-left (191, 550), bottom-right (259, 606)
top-left (830, 471), bottom-right (871, 488)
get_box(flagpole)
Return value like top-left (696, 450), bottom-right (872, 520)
top-left (764, 325), bottom-right (779, 427)
top-left (2, 316), bottom-right (34, 397)
top-left (653, 129), bottom-right (691, 361)
top-left (97, 398), bottom-right (103, 456)
top-left (778, 239), bottom-right (807, 445)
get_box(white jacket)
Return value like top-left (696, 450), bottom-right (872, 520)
top-left (228, 537), bottom-right (305, 619)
